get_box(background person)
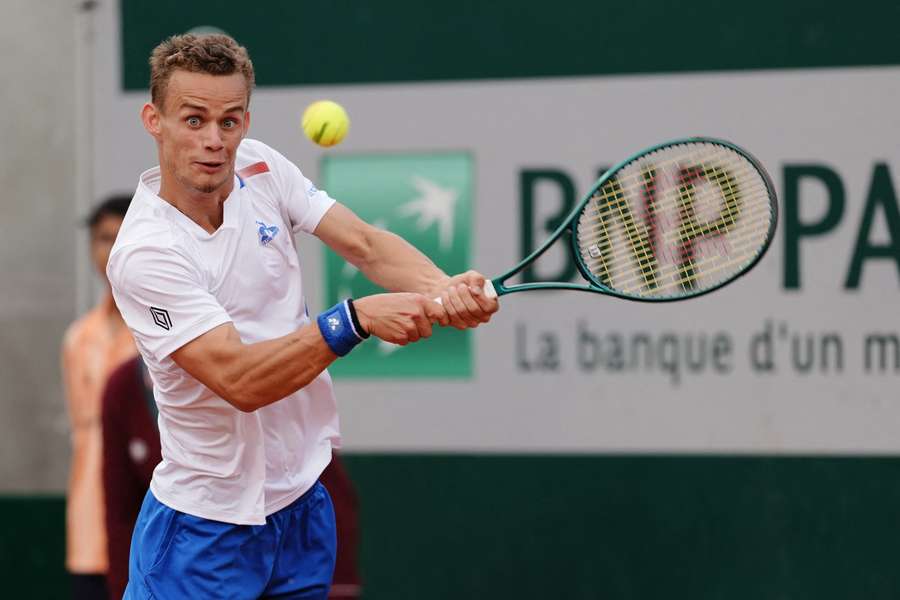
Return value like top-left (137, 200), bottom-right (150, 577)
top-left (61, 196), bottom-right (137, 599)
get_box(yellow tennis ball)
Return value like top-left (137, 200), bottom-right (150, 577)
top-left (301, 100), bottom-right (350, 147)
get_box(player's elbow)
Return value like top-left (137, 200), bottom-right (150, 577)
top-left (214, 345), bottom-right (325, 412)
top-left (216, 373), bottom-right (268, 413)
top-left (221, 371), bottom-right (298, 413)
top-left (219, 384), bottom-right (267, 413)
top-left (225, 393), bottom-right (255, 413)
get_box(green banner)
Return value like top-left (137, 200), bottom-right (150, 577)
top-left (120, 0), bottom-right (900, 89)
top-left (321, 153), bottom-right (473, 378)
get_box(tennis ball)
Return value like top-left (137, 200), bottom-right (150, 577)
top-left (302, 100), bottom-right (350, 147)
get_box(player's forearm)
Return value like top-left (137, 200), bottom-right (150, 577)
top-left (354, 228), bottom-right (449, 294)
top-left (174, 288), bottom-right (446, 412)
top-left (215, 325), bottom-right (337, 412)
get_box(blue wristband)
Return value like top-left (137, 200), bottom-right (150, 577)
top-left (317, 299), bottom-right (367, 356)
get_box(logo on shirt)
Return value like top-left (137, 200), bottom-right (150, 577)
top-left (149, 306), bottom-right (172, 330)
top-left (256, 220), bottom-right (280, 246)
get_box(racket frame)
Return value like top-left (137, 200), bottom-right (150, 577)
top-left (490, 137), bottom-right (778, 302)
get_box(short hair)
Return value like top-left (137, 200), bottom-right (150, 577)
top-left (149, 33), bottom-right (255, 111)
top-left (86, 195), bottom-right (131, 229)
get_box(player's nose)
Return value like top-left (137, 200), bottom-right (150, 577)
top-left (202, 123), bottom-right (225, 151)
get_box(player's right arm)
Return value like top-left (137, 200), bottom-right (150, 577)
top-left (170, 292), bottom-right (442, 412)
top-left (171, 320), bottom-right (335, 412)
top-left (108, 239), bottom-right (443, 412)
top-left (109, 234), bottom-right (446, 413)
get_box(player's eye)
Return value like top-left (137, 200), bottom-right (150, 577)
top-left (186, 116), bottom-right (201, 127)
top-left (222, 118), bottom-right (237, 129)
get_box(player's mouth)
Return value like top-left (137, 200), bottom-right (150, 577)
top-left (195, 161), bottom-right (225, 174)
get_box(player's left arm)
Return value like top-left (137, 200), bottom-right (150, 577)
top-left (313, 202), bottom-right (498, 329)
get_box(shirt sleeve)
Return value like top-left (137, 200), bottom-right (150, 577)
top-left (261, 142), bottom-right (336, 234)
top-left (108, 245), bottom-right (231, 362)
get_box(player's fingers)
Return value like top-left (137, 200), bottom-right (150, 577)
top-left (467, 285), bottom-right (498, 322)
top-left (414, 313), bottom-right (433, 339)
top-left (466, 270), bottom-right (487, 290)
top-left (388, 322), bottom-right (409, 345)
top-left (456, 271), bottom-right (497, 318)
top-left (448, 284), bottom-right (480, 329)
top-left (405, 322), bottom-right (420, 343)
top-left (424, 299), bottom-right (449, 327)
top-left (456, 284), bottom-right (485, 327)
top-left (441, 288), bottom-right (466, 330)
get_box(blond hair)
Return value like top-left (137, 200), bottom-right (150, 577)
top-left (149, 33), bottom-right (255, 110)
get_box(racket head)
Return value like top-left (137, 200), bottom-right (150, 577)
top-left (569, 137), bottom-right (778, 302)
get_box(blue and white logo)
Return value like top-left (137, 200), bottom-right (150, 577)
top-left (256, 220), bottom-right (280, 246)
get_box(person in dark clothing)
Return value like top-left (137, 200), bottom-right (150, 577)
top-left (320, 456), bottom-right (363, 600)
top-left (100, 357), bottom-right (160, 600)
top-left (100, 356), bottom-right (363, 599)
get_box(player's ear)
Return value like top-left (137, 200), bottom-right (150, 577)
top-left (141, 102), bottom-right (162, 140)
top-left (242, 110), bottom-right (251, 138)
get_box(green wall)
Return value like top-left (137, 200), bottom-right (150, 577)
top-left (0, 496), bottom-right (67, 599)
top-left (122, 0), bottom-right (900, 89)
top-left (6, 455), bottom-right (900, 599)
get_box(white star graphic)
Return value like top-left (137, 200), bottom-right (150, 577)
top-left (397, 176), bottom-right (458, 252)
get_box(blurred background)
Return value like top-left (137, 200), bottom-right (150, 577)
top-left (4, 0), bottom-right (900, 598)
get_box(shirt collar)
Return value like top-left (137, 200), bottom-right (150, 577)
top-left (138, 167), bottom-right (241, 237)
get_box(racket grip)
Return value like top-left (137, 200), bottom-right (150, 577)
top-left (433, 279), bottom-right (498, 305)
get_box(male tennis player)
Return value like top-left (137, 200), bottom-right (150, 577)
top-left (108, 33), bottom-right (497, 599)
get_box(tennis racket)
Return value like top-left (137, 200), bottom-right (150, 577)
top-left (475, 137), bottom-right (777, 302)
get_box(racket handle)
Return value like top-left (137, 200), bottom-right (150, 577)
top-left (433, 279), bottom-right (498, 305)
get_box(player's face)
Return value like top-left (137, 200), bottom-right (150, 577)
top-left (148, 71), bottom-right (250, 196)
top-left (89, 214), bottom-right (124, 284)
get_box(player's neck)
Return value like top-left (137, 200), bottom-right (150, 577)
top-left (158, 170), bottom-right (233, 234)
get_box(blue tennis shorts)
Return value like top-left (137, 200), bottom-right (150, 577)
top-left (124, 482), bottom-right (336, 599)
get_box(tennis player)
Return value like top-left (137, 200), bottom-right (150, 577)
top-left (108, 33), bottom-right (497, 599)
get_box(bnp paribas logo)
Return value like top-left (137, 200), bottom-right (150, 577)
top-left (321, 153), bottom-right (473, 378)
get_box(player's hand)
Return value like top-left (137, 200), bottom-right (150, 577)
top-left (437, 270), bottom-right (499, 330)
top-left (353, 293), bottom-right (448, 345)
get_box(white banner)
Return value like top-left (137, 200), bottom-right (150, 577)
top-left (89, 3), bottom-right (900, 454)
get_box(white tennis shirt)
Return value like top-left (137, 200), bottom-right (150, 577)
top-left (108, 138), bottom-right (339, 525)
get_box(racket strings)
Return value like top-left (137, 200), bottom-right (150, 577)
top-left (580, 199), bottom-right (772, 250)
top-left (583, 190), bottom-right (770, 294)
top-left (582, 150), bottom-right (745, 245)
top-left (580, 210), bottom-right (771, 278)
top-left (582, 195), bottom-right (771, 295)
top-left (582, 220), bottom-right (771, 294)
top-left (575, 142), bottom-right (773, 298)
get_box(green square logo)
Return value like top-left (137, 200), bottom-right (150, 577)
top-left (321, 152), bottom-right (473, 378)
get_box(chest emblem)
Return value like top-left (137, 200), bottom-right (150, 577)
top-left (256, 220), bottom-right (280, 246)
